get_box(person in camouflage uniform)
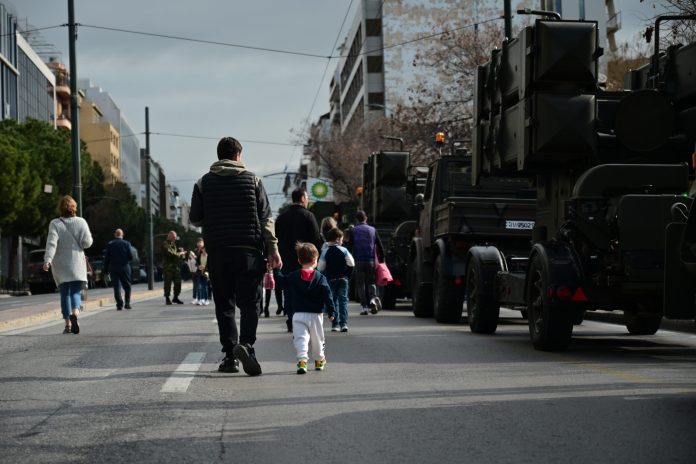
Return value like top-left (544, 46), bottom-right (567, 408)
top-left (162, 230), bottom-right (184, 304)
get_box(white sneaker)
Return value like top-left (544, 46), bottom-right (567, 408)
top-left (203, 300), bottom-right (210, 305)
top-left (192, 299), bottom-right (199, 305)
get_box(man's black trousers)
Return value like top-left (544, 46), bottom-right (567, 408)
top-left (207, 247), bottom-right (264, 355)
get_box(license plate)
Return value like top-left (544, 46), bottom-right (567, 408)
top-left (505, 220), bottom-right (535, 230)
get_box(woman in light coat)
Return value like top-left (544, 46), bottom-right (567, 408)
top-left (43, 195), bottom-right (93, 334)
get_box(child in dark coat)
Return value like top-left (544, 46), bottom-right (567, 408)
top-left (274, 242), bottom-right (335, 374)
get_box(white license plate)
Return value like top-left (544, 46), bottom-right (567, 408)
top-left (505, 220), bottom-right (535, 230)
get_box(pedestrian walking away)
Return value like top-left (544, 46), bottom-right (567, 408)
top-left (42, 195), bottom-right (93, 334)
top-left (347, 210), bottom-right (384, 315)
top-left (195, 245), bottom-right (210, 305)
top-left (190, 136), bottom-right (282, 376)
top-left (161, 231), bottom-right (184, 305)
top-left (104, 228), bottom-right (134, 310)
top-left (274, 243), bottom-right (335, 374)
top-left (318, 227), bottom-right (354, 332)
top-left (275, 188), bottom-right (322, 332)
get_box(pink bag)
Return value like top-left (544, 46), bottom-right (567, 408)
top-left (375, 261), bottom-right (393, 287)
top-left (263, 271), bottom-right (275, 290)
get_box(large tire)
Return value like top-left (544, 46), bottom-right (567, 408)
top-left (411, 256), bottom-right (433, 318)
top-left (526, 254), bottom-right (573, 351)
top-left (465, 255), bottom-right (500, 334)
top-left (624, 300), bottom-right (662, 335)
top-left (433, 255), bottom-right (465, 323)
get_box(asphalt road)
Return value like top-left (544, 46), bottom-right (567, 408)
top-left (1, 297), bottom-right (695, 463)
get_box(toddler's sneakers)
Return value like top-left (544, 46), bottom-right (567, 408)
top-left (331, 325), bottom-right (339, 332)
top-left (296, 360), bottom-right (308, 374)
top-left (314, 359), bottom-right (326, 371)
top-left (340, 325), bottom-right (348, 332)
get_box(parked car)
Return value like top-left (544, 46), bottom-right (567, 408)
top-left (89, 258), bottom-right (110, 288)
top-left (26, 249), bottom-right (55, 294)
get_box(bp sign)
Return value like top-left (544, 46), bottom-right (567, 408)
top-left (307, 178), bottom-right (333, 202)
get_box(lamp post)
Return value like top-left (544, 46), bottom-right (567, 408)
top-left (68, 0), bottom-right (82, 215)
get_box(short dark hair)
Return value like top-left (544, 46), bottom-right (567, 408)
top-left (291, 188), bottom-right (307, 203)
top-left (217, 137), bottom-right (243, 160)
top-left (355, 210), bottom-right (367, 222)
top-left (326, 227), bottom-right (343, 242)
top-left (295, 242), bottom-right (318, 265)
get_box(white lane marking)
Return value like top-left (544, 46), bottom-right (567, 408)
top-left (161, 352), bottom-right (206, 393)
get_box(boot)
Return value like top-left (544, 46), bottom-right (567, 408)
top-left (165, 296), bottom-right (172, 305)
top-left (172, 296), bottom-right (184, 304)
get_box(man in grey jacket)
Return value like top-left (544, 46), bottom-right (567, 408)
top-left (190, 137), bottom-right (282, 376)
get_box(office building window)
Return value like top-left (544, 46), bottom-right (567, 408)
top-left (367, 55), bottom-right (383, 73)
top-left (366, 19), bottom-right (381, 37)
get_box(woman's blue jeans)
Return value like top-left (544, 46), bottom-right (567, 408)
top-left (59, 281), bottom-right (82, 319)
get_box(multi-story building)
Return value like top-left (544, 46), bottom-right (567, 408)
top-left (79, 79), bottom-right (142, 203)
top-left (167, 185), bottom-right (182, 224)
top-left (140, 152), bottom-right (162, 217)
top-left (78, 95), bottom-right (121, 185)
top-left (1, 5), bottom-right (59, 287)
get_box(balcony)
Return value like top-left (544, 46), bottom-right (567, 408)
top-left (607, 11), bottom-right (621, 34)
top-left (56, 116), bottom-right (71, 131)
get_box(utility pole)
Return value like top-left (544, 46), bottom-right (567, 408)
top-left (503, 0), bottom-right (512, 40)
top-left (145, 107), bottom-right (154, 290)
top-left (68, 0), bottom-right (82, 215)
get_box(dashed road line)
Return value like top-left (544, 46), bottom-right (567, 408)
top-left (160, 352), bottom-right (206, 393)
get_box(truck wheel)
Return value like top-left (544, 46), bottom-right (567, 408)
top-left (526, 254), bottom-right (573, 351)
top-left (382, 284), bottom-right (397, 310)
top-left (465, 255), bottom-right (500, 334)
top-left (624, 301), bottom-right (662, 335)
top-left (411, 259), bottom-right (433, 318)
top-left (433, 255), bottom-right (464, 323)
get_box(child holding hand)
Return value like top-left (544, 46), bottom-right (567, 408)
top-left (274, 242), bottom-right (336, 374)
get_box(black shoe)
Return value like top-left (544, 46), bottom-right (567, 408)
top-left (165, 297), bottom-right (172, 305)
top-left (232, 344), bottom-right (262, 376)
top-left (264, 308), bottom-right (270, 318)
top-left (125, 304), bottom-right (132, 310)
top-left (70, 314), bottom-right (79, 334)
top-left (218, 356), bottom-right (239, 373)
top-left (286, 320), bottom-right (293, 333)
top-left (275, 307), bottom-right (283, 316)
top-left (172, 297), bottom-right (184, 304)
top-left (116, 307), bottom-right (123, 311)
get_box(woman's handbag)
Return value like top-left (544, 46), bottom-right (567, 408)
top-left (374, 247), bottom-right (393, 287)
top-left (263, 271), bottom-right (275, 290)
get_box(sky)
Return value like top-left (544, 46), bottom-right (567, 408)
top-left (10, 1), bottom-right (665, 216)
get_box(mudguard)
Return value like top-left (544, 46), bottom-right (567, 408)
top-left (527, 242), bottom-right (586, 306)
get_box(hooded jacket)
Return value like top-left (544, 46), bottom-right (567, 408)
top-left (273, 268), bottom-right (335, 319)
top-left (190, 159), bottom-right (278, 254)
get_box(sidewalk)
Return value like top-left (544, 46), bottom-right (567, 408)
top-left (0, 283), bottom-right (192, 332)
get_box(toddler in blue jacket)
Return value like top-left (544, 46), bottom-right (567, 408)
top-left (274, 242), bottom-right (336, 374)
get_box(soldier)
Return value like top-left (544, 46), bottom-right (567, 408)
top-left (162, 230), bottom-right (184, 305)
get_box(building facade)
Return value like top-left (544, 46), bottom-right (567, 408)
top-left (79, 79), bottom-right (142, 203)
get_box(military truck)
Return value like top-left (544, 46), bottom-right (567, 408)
top-left (359, 146), bottom-right (424, 308)
top-left (408, 141), bottom-right (536, 323)
top-left (468, 14), bottom-right (696, 350)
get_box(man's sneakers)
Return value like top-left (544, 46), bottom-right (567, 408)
top-left (232, 344), bottom-right (262, 376)
top-left (69, 314), bottom-right (79, 334)
top-left (218, 356), bottom-right (239, 373)
top-left (314, 358), bottom-right (326, 371)
top-left (360, 308), bottom-right (368, 315)
top-left (340, 325), bottom-right (349, 332)
top-left (172, 297), bottom-right (184, 304)
top-left (369, 297), bottom-right (381, 314)
top-left (192, 299), bottom-right (199, 305)
top-left (331, 325), bottom-right (340, 332)
top-left (296, 360), bottom-right (308, 374)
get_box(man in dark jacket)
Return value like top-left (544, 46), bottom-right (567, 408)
top-left (275, 188), bottom-right (322, 331)
top-left (190, 137), bottom-right (281, 377)
top-left (104, 228), bottom-right (133, 310)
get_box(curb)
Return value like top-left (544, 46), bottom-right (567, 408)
top-left (0, 283), bottom-right (192, 332)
